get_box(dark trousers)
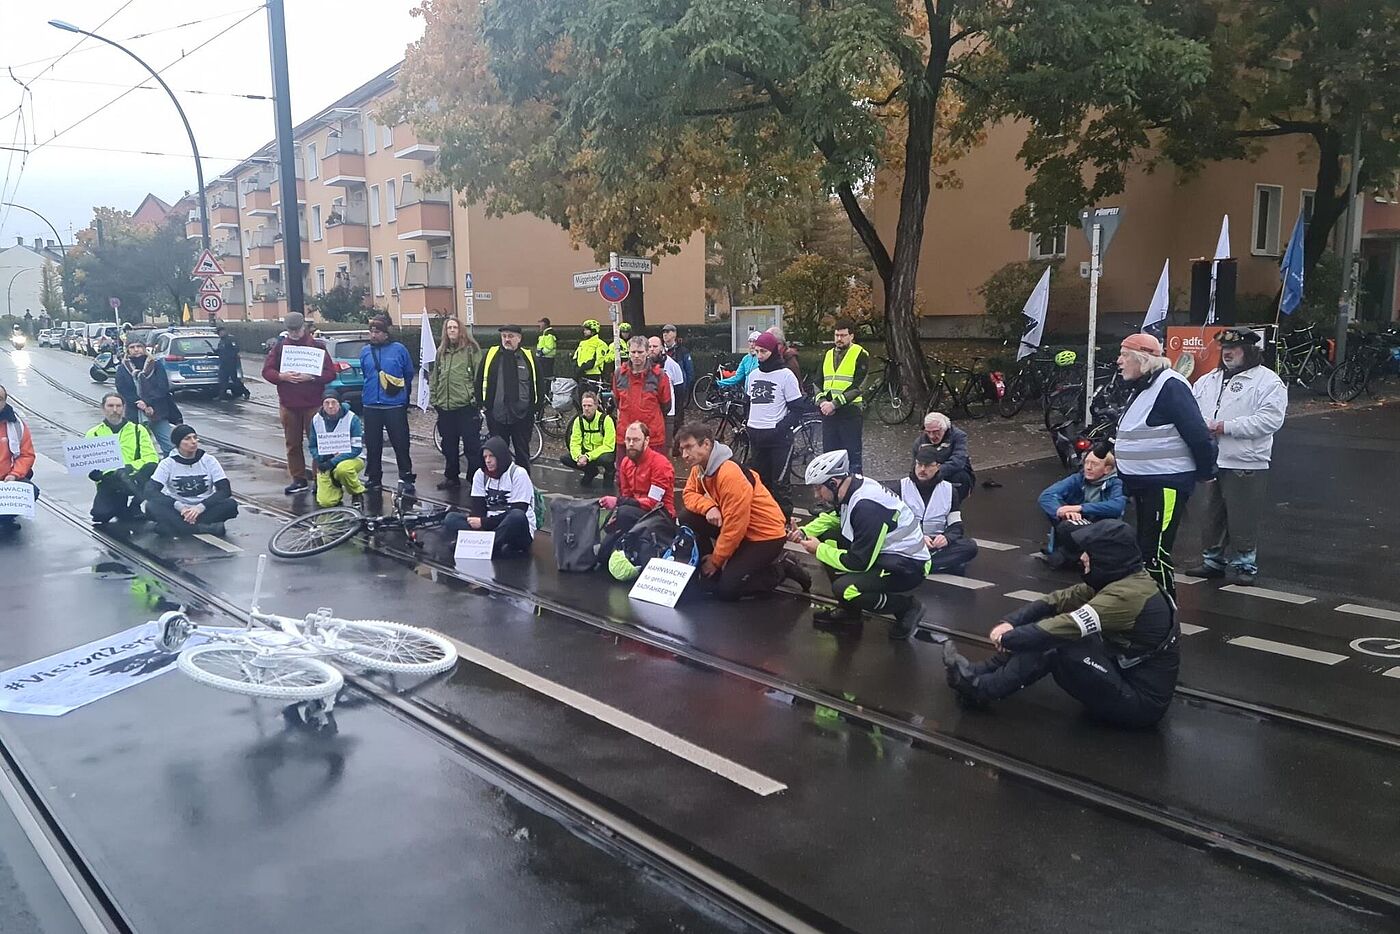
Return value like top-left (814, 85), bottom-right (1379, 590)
top-left (217, 363), bottom-right (248, 399)
top-left (971, 637), bottom-right (1174, 728)
top-left (1045, 518), bottom-right (1091, 568)
top-left (1200, 469), bottom-right (1267, 574)
top-left (444, 509), bottom-right (533, 557)
top-left (559, 450), bottom-right (615, 481)
top-left (1133, 486), bottom-right (1189, 599)
top-left (598, 501), bottom-right (646, 560)
top-left (822, 406), bottom-right (863, 474)
top-left (91, 464), bottom-right (156, 523)
top-left (680, 508), bottom-right (786, 601)
top-left (928, 536), bottom-right (979, 574)
top-left (436, 406), bottom-right (483, 483)
top-left (363, 405), bottom-right (415, 485)
top-left (824, 561), bottom-right (924, 616)
top-left (144, 496), bottom-right (239, 537)
top-left (747, 426), bottom-right (792, 511)
top-left (485, 415), bottom-right (533, 472)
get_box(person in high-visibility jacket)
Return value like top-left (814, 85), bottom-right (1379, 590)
top-left (815, 318), bottom-right (869, 473)
top-left (574, 319), bottom-right (611, 380)
top-left (560, 391), bottom-right (616, 485)
top-left (535, 316), bottom-right (557, 396)
top-left (611, 321), bottom-right (633, 363)
top-left (85, 392), bottom-right (160, 524)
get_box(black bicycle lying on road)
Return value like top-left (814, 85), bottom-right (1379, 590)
top-left (269, 482), bottom-right (449, 558)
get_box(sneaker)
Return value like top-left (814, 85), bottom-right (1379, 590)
top-left (400, 481), bottom-right (416, 495)
top-left (436, 478), bottom-right (461, 491)
top-left (350, 494), bottom-right (364, 510)
top-left (781, 556), bottom-right (812, 593)
top-left (890, 597), bottom-right (925, 641)
top-left (284, 479), bottom-right (310, 495)
top-left (1033, 552), bottom-right (1072, 570)
top-left (195, 521), bottom-right (227, 537)
top-left (812, 604), bottom-right (862, 627)
top-left (942, 646), bottom-right (989, 708)
top-left (1225, 567), bottom-right (1257, 586)
top-left (1184, 563), bottom-right (1226, 579)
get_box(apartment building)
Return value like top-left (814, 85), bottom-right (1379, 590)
top-left (185, 64), bottom-right (706, 327)
top-left (874, 122), bottom-right (1400, 333)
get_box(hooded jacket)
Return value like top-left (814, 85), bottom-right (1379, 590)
top-left (681, 441), bottom-right (787, 566)
top-left (1190, 363), bottom-right (1288, 470)
top-left (429, 342), bottom-right (481, 411)
top-left (115, 353), bottom-right (183, 424)
top-left (617, 445), bottom-right (676, 517)
top-left (0, 405), bottom-right (35, 480)
top-left (359, 339), bottom-right (415, 408)
top-left (469, 436), bottom-right (537, 532)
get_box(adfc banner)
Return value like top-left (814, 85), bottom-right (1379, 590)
top-left (1165, 326), bottom-right (1227, 383)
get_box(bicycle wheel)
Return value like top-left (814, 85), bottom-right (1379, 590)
top-left (873, 381), bottom-right (914, 425)
top-left (787, 419), bottom-right (822, 484)
top-left (1301, 354), bottom-right (1333, 396)
top-left (332, 621), bottom-right (458, 676)
top-left (433, 422), bottom-right (444, 454)
top-left (178, 645), bottom-right (343, 701)
top-left (269, 507), bottom-right (364, 559)
top-left (531, 423), bottom-right (544, 461)
top-left (960, 377), bottom-right (990, 419)
top-left (691, 374), bottom-right (717, 412)
top-left (538, 402), bottom-right (571, 440)
top-left (731, 431), bottom-right (751, 468)
top-left (1043, 384), bottom-right (1083, 430)
top-left (1328, 359), bottom-right (1369, 403)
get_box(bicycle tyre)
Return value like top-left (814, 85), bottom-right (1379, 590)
top-left (433, 422), bottom-right (444, 454)
top-left (873, 382), bottom-right (914, 425)
top-left (1043, 385), bottom-right (1082, 431)
top-left (178, 645), bottom-right (344, 701)
top-left (997, 374), bottom-right (1030, 418)
top-left (530, 423), bottom-right (544, 461)
top-left (691, 374), bottom-right (718, 412)
top-left (1303, 355), bottom-right (1333, 396)
top-left (269, 507), bottom-right (364, 559)
top-left (332, 621), bottom-right (458, 675)
top-left (537, 406), bottom-right (568, 440)
top-left (961, 378), bottom-right (990, 419)
top-left (786, 418), bottom-right (823, 484)
top-left (1327, 359), bottom-right (1369, 403)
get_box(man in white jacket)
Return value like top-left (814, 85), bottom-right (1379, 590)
top-left (1188, 327), bottom-right (1287, 584)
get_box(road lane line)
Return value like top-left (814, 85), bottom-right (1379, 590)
top-left (194, 533), bottom-right (242, 553)
top-left (1179, 623), bottom-right (1208, 635)
top-left (1220, 584), bottom-right (1315, 605)
top-left (926, 574), bottom-right (997, 590)
top-left (973, 538), bottom-right (1018, 552)
top-left (1226, 636), bottom-right (1346, 666)
top-left (1336, 603), bottom-right (1400, 624)
top-left (447, 638), bottom-right (787, 796)
top-left (1005, 590), bottom-right (1046, 602)
top-left (1175, 573), bottom-right (1204, 585)
top-left (1383, 668), bottom-right (1400, 680)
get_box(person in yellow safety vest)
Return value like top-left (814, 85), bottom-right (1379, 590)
top-left (611, 321), bottom-right (633, 363)
top-left (815, 317), bottom-right (870, 474)
top-left (560, 390), bottom-right (616, 486)
top-left (574, 319), bottom-right (611, 380)
top-left (85, 392), bottom-right (159, 524)
top-left (535, 317), bottom-right (558, 392)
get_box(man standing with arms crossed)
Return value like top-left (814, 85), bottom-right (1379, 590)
top-left (261, 312), bottom-right (336, 495)
top-left (815, 319), bottom-right (869, 474)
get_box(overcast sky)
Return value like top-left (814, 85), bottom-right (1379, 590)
top-left (0, 0), bottom-right (425, 245)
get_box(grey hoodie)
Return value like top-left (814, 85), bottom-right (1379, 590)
top-left (704, 441), bottom-right (735, 477)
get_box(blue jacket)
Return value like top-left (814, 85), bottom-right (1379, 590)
top-left (359, 340), bottom-right (414, 407)
top-left (1039, 471), bottom-right (1126, 521)
top-left (717, 352), bottom-right (758, 388)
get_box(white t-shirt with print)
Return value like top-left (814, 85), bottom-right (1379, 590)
top-left (152, 452), bottom-right (227, 506)
top-left (745, 366), bottom-right (803, 430)
top-left (470, 463), bottom-right (537, 533)
top-left (660, 356), bottom-right (685, 415)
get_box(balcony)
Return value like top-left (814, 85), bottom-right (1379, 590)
top-left (214, 244), bottom-right (243, 276)
top-left (185, 210), bottom-right (203, 239)
top-left (221, 284), bottom-right (245, 306)
top-left (274, 225), bottom-right (312, 266)
top-left (271, 176), bottom-right (307, 208)
top-left (247, 228), bottom-right (279, 269)
top-left (250, 288), bottom-right (286, 320)
top-left (240, 173), bottom-right (275, 215)
top-left (392, 122), bottom-right (439, 161)
top-left (396, 286), bottom-right (455, 318)
top-left (396, 183), bottom-right (452, 241)
top-left (324, 204), bottom-right (370, 254)
top-left (210, 202), bottom-right (240, 228)
top-left (322, 135), bottom-right (366, 186)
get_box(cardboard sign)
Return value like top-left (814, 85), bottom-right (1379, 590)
top-left (0, 481), bottom-right (35, 518)
top-left (313, 420), bottom-right (355, 457)
top-left (454, 530), bottom-right (496, 562)
top-left (63, 434), bottom-right (124, 475)
top-left (628, 558), bottom-right (697, 608)
top-left (279, 344), bottom-right (328, 377)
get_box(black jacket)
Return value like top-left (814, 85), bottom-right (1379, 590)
top-left (115, 357), bottom-right (183, 424)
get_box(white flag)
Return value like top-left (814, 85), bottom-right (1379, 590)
top-left (1142, 259), bottom-right (1170, 333)
top-left (1016, 267), bottom-right (1052, 360)
top-left (416, 313), bottom-right (436, 411)
top-left (1207, 215), bottom-right (1230, 325)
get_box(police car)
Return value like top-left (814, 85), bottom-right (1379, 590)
top-left (150, 327), bottom-right (224, 397)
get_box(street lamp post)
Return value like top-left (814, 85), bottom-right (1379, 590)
top-left (0, 202), bottom-right (65, 255)
top-left (6, 269), bottom-right (35, 318)
top-left (47, 19), bottom-right (211, 250)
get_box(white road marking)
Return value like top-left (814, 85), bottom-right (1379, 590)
top-left (1005, 590), bottom-right (1046, 602)
top-left (1336, 603), bottom-right (1400, 624)
top-left (1175, 573), bottom-right (1205, 585)
top-left (1179, 623), bottom-right (1208, 635)
top-left (1226, 636), bottom-right (1347, 666)
top-left (927, 574), bottom-right (997, 590)
top-left (448, 638), bottom-right (786, 796)
top-left (194, 533), bottom-right (242, 553)
top-left (973, 538), bottom-right (1018, 552)
top-left (1220, 584), bottom-right (1315, 605)
top-left (1383, 667), bottom-right (1400, 680)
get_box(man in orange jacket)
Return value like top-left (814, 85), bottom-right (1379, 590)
top-left (676, 422), bottom-right (810, 600)
top-left (0, 383), bottom-right (38, 531)
top-left (613, 336), bottom-right (670, 456)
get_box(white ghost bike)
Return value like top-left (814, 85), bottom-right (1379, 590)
top-left (155, 555), bottom-right (458, 706)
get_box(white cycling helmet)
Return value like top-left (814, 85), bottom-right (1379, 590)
top-left (805, 449), bottom-right (851, 486)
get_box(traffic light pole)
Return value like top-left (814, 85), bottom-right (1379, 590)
top-left (266, 0), bottom-right (304, 316)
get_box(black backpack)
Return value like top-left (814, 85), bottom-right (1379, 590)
top-left (613, 507), bottom-right (680, 577)
top-left (549, 497), bottom-right (603, 572)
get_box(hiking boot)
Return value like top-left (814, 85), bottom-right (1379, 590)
top-left (781, 556), bottom-right (812, 593)
top-left (284, 479), bottom-right (310, 495)
top-left (942, 646), bottom-right (989, 709)
top-left (812, 604), bottom-right (862, 627)
top-left (889, 597), bottom-right (925, 641)
top-left (436, 478), bottom-right (461, 491)
top-left (1225, 566), bottom-right (1257, 586)
top-left (1184, 563), bottom-right (1226, 579)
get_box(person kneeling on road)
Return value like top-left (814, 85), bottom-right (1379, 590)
top-left (87, 393), bottom-right (159, 524)
top-left (445, 436), bottom-right (536, 558)
top-left (143, 426), bottom-right (239, 537)
top-left (676, 422), bottom-right (809, 600)
top-left (910, 412), bottom-right (975, 500)
top-left (943, 520), bottom-right (1179, 727)
top-left (1035, 447), bottom-right (1125, 569)
top-left (902, 444), bottom-right (979, 575)
top-left (560, 391), bottom-right (616, 486)
top-left (308, 390), bottom-right (366, 508)
top-left (793, 450), bottom-right (929, 640)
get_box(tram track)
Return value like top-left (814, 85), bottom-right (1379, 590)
top-left (8, 370), bottom-right (1400, 917)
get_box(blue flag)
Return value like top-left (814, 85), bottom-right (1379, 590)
top-left (1279, 213), bottom-right (1305, 315)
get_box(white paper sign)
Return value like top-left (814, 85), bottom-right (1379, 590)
top-left (454, 530), bottom-right (496, 562)
top-left (647, 484), bottom-right (666, 503)
top-left (279, 344), bottom-right (328, 377)
top-left (628, 558), bottom-right (697, 608)
top-left (63, 434), bottom-right (124, 475)
top-left (314, 420), bottom-right (354, 457)
top-left (0, 481), bottom-right (35, 518)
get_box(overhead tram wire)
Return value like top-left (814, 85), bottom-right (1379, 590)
top-left (14, 76), bottom-right (270, 101)
top-left (0, 142), bottom-right (252, 162)
top-left (0, 0), bottom-right (138, 124)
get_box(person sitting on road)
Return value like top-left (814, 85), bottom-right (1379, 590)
top-left (143, 426), bottom-right (239, 538)
top-left (943, 520), bottom-right (1179, 728)
top-left (901, 444), bottom-right (979, 575)
top-left (599, 421), bottom-right (676, 562)
top-left (0, 383), bottom-right (37, 533)
top-left (716, 332), bottom-right (761, 389)
top-left (677, 422), bottom-right (808, 600)
top-left (613, 336), bottom-right (671, 457)
top-left (1036, 448), bottom-right (1126, 569)
top-left (444, 436), bottom-right (536, 559)
top-left (116, 336), bottom-right (183, 457)
top-left (86, 393), bottom-right (159, 524)
top-left (561, 391), bottom-right (616, 486)
top-left (793, 449), bottom-right (929, 640)
top-left (910, 411), bottom-right (975, 500)
top-left (307, 390), bottom-right (366, 509)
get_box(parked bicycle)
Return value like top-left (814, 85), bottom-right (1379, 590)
top-left (1274, 324), bottom-right (1332, 395)
top-left (704, 389), bottom-right (751, 464)
top-left (269, 481), bottom-right (450, 558)
top-left (997, 351), bottom-right (1057, 418)
top-left (690, 363), bottom-right (739, 414)
top-left (1328, 327), bottom-right (1400, 403)
top-left (863, 355), bottom-right (917, 425)
top-left (924, 356), bottom-right (1004, 420)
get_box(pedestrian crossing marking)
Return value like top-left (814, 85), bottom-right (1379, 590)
top-left (973, 538), bottom-right (1019, 552)
top-left (1175, 574), bottom-right (1205, 585)
top-left (1336, 604), bottom-right (1400, 624)
top-left (1226, 636), bottom-right (1346, 666)
top-left (927, 574), bottom-right (997, 590)
top-left (1179, 623), bottom-right (1208, 635)
top-left (1220, 584), bottom-right (1315, 605)
top-left (1383, 667), bottom-right (1400, 680)
top-left (1005, 590), bottom-right (1046, 602)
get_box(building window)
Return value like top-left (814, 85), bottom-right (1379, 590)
top-left (390, 255), bottom-right (400, 293)
top-left (382, 122), bottom-right (393, 148)
top-left (306, 142), bottom-right (318, 180)
top-left (405, 250), bottom-right (416, 265)
top-left (315, 267), bottom-right (326, 294)
top-left (369, 185), bottom-right (381, 225)
top-left (365, 117), bottom-right (377, 154)
top-left (1029, 227), bottom-right (1068, 260)
top-left (1300, 189), bottom-right (1316, 237)
top-left (373, 257), bottom-right (384, 296)
top-left (1252, 184), bottom-right (1284, 256)
top-left (312, 205), bottom-right (323, 241)
top-left (386, 179), bottom-right (398, 221)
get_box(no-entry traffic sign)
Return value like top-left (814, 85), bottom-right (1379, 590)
top-left (598, 271), bottom-right (630, 304)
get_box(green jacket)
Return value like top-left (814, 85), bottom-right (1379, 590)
top-left (568, 411), bottom-right (616, 461)
top-left (574, 335), bottom-right (611, 377)
top-left (429, 343), bottom-right (481, 410)
top-left (537, 328), bottom-right (557, 359)
top-left (85, 420), bottom-right (159, 477)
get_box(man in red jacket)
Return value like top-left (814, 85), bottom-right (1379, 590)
top-left (261, 312), bottom-right (337, 495)
top-left (601, 421), bottom-right (675, 518)
top-left (612, 336), bottom-right (670, 457)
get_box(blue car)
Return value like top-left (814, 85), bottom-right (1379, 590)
top-left (320, 330), bottom-right (371, 410)
top-left (151, 327), bottom-right (224, 397)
